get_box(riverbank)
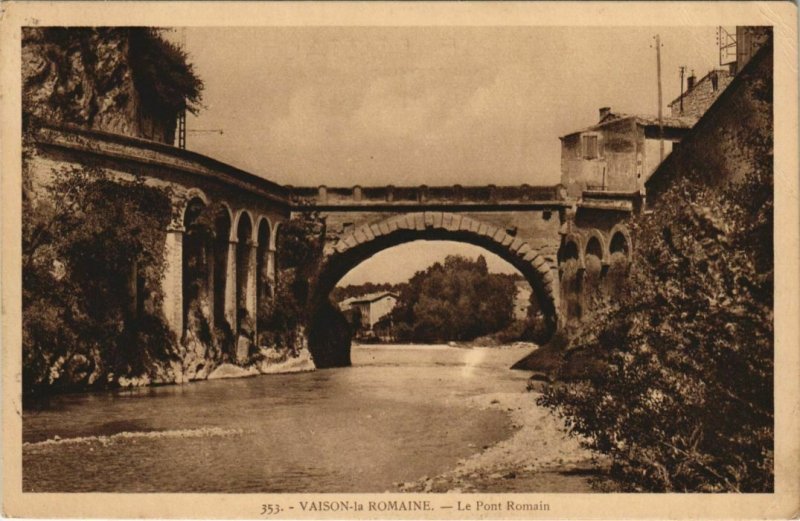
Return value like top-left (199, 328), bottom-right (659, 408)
top-left (396, 371), bottom-right (607, 492)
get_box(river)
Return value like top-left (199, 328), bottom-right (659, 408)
top-left (23, 344), bottom-right (589, 493)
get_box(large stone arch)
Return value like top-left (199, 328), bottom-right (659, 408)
top-left (309, 212), bottom-right (559, 368)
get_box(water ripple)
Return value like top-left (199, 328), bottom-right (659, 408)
top-left (23, 427), bottom-right (246, 448)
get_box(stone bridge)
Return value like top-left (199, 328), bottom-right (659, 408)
top-left (31, 124), bottom-right (635, 368)
top-left (290, 184), bottom-right (634, 366)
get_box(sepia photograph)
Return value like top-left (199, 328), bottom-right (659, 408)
top-left (2, 2), bottom-right (798, 519)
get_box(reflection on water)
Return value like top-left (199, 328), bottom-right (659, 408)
top-left (23, 345), bottom-right (530, 492)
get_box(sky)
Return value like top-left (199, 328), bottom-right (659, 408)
top-left (179, 26), bottom-right (722, 285)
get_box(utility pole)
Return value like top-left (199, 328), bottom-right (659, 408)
top-left (679, 65), bottom-right (686, 114)
top-left (654, 34), bottom-right (664, 163)
top-left (177, 28), bottom-right (188, 150)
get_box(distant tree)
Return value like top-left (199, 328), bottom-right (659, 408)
top-left (391, 255), bottom-right (515, 342)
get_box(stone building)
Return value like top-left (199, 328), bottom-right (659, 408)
top-left (341, 292), bottom-right (398, 331)
top-left (668, 69), bottom-right (734, 119)
top-left (559, 108), bottom-right (696, 197)
top-left (668, 26), bottom-right (772, 119)
top-left (647, 35), bottom-right (773, 201)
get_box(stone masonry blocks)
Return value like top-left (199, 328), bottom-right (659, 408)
top-left (516, 243), bottom-right (532, 257)
top-left (536, 261), bottom-right (551, 275)
top-left (442, 213), bottom-right (454, 230)
top-left (343, 235), bottom-right (358, 249)
top-left (362, 225), bottom-right (375, 242)
top-left (413, 213), bottom-right (425, 230)
top-left (387, 217), bottom-right (401, 232)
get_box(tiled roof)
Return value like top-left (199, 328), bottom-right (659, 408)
top-left (560, 112), bottom-right (697, 138)
top-left (344, 291), bottom-right (399, 305)
top-left (668, 69), bottom-right (731, 106)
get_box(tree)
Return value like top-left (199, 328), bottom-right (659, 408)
top-left (391, 255), bottom-right (516, 342)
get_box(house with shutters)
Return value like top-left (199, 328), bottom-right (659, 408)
top-left (559, 107), bottom-right (697, 198)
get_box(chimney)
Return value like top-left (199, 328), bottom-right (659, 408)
top-left (598, 107), bottom-right (611, 121)
top-left (687, 71), bottom-right (696, 90)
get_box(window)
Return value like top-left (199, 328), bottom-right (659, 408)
top-left (582, 134), bottom-right (599, 159)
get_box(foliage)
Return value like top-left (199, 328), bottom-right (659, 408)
top-left (256, 212), bottom-right (325, 350)
top-left (539, 166), bottom-right (774, 491)
top-left (390, 255), bottom-right (516, 342)
top-left (23, 158), bottom-right (178, 398)
top-left (128, 28), bottom-right (204, 114)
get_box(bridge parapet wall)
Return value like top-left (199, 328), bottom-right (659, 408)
top-left (291, 184), bottom-right (565, 206)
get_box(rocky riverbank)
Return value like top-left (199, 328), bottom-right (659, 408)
top-left (396, 389), bottom-right (608, 493)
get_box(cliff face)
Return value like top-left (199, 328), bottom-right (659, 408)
top-left (22, 28), bottom-right (177, 143)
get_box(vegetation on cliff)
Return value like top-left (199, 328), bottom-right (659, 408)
top-left (22, 160), bottom-right (178, 399)
top-left (22, 27), bottom-right (203, 132)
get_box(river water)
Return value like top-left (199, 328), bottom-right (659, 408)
top-left (23, 345), bottom-right (536, 493)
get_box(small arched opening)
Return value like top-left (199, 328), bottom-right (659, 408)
top-left (235, 212), bottom-right (255, 339)
top-left (584, 234), bottom-right (605, 314)
top-left (182, 197), bottom-right (213, 337)
top-left (607, 226), bottom-right (632, 296)
top-left (559, 237), bottom-right (584, 325)
top-left (212, 205), bottom-right (232, 333)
